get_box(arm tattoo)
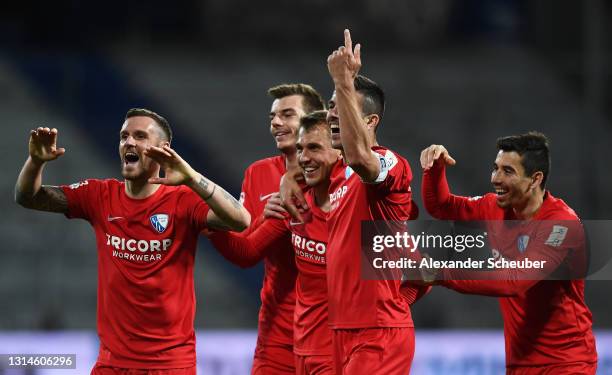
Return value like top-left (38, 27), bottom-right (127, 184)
top-left (197, 177), bottom-right (210, 192)
top-left (15, 185), bottom-right (68, 213)
top-left (222, 189), bottom-right (242, 210)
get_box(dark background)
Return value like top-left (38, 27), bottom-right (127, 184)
top-left (1, 0), bottom-right (610, 331)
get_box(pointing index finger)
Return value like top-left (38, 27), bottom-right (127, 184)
top-left (344, 29), bottom-right (352, 53)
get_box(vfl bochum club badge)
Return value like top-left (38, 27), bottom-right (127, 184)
top-left (150, 214), bottom-right (169, 233)
top-left (517, 235), bottom-right (530, 253)
top-left (345, 166), bottom-right (354, 179)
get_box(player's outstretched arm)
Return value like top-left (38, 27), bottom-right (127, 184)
top-left (145, 145), bottom-right (250, 231)
top-left (209, 217), bottom-right (288, 268)
top-left (15, 127), bottom-right (68, 213)
top-left (328, 29), bottom-right (379, 182)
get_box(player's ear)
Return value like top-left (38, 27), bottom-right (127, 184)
top-left (530, 171), bottom-right (544, 191)
top-left (365, 114), bottom-right (380, 131)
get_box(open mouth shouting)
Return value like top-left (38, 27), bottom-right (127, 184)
top-left (123, 151), bottom-right (140, 167)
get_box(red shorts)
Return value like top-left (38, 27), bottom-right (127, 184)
top-left (251, 342), bottom-right (295, 374)
top-left (295, 354), bottom-right (333, 375)
top-left (91, 363), bottom-right (195, 375)
top-left (507, 362), bottom-right (597, 375)
top-left (332, 327), bottom-right (414, 375)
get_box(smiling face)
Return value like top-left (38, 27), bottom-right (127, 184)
top-left (327, 91), bottom-right (368, 150)
top-left (491, 150), bottom-right (537, 209)
top-left (269, 95), bottom-right (306, 153)
top-left (297, 124), bottom-right (338, 187)
top-left (119, 116), bottom-right (168, 181)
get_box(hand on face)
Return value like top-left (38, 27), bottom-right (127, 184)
top-left (29, 127), bottom-right (66, 164)
top-left (145, 145), bottom-right (195, 186)
top-left (327, 29), bottom-right (362, 84)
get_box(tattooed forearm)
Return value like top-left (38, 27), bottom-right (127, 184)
top-left (197, 177), bottom-right (210, 192)
top-left (15, 185), bottom-right (68, 213)
top-left (222, 189), bottom-right (242, 210)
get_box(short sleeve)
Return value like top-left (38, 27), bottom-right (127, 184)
top-left (186, 189), bottom-right (210, 231)
top-left (60, 179), bottom-right (102, 222)
top-left (240, 165), bottom-right (255, 215)
top-left (367, 149), bottom-right (412, 195)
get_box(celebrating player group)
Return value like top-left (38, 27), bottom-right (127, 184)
top-left (15, 29), bottom-right (597, 374)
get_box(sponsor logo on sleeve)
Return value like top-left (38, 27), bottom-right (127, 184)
top-left (545, 225), bottom-right (568, 247)
top-left (69, 180), bottom-right (89, 189)
top-left (372, 150), bottom-right (399, 183)
top-left (150, 214), bottom-right (169, 233)
top-left (381, 150), bottom-right (398, 172)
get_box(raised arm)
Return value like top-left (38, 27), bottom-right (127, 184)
top-left (15, 127), bottom-right (68, 213)
top-left (419, 144), bottom-right (491, 222)
top-left (145, 145), bottom-right (250, 231)
top-left (327, 30), bottom-right (380, 182)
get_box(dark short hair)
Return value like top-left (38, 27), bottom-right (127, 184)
top-left (125, 108), bottom-right (172, 142)
top-left (354, 75), bottom-right (385, 121)
top-left (299, 110), bottom-right (329, 134)
top-left (496, 131), bottom-right (550, 188)
top-left (268, 83), bottom-right (325, 114)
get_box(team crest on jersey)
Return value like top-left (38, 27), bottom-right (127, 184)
top-left (150, 214), bottom-right (169, 233)
top-left (345, 166), bottom-right (354, 179)
top-left (517, 235), bottom-right (530, 253)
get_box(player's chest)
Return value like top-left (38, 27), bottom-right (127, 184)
top-left (486, 222), bottom-right (539, 257)
top-left (100, 196), bottom-right (183, 238)
top-left (247, 174), bottom-right (284, 214)
top-left (328, 166), bottom-right (364, 213)
top-left (290, 215), bottom-right (328, 266)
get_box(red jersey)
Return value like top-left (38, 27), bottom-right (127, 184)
top-left (326, 146), bottom-right (418, 329)
top-left (61, 179), bottom-right (210, 369)
top-left (210, 190), bottom-right (331, 356)
top-left (422, 162), bottom-right (597, 367)
top-left (210, 156), bottom-right (297, 346)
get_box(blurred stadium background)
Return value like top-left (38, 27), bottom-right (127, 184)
top-left (2, 0), bottom-right (612, 373)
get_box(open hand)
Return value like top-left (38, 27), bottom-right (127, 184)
top-left (29, 127), bottom-right (66, 164)
top-left (145, 145), bottom-right (195, 186)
